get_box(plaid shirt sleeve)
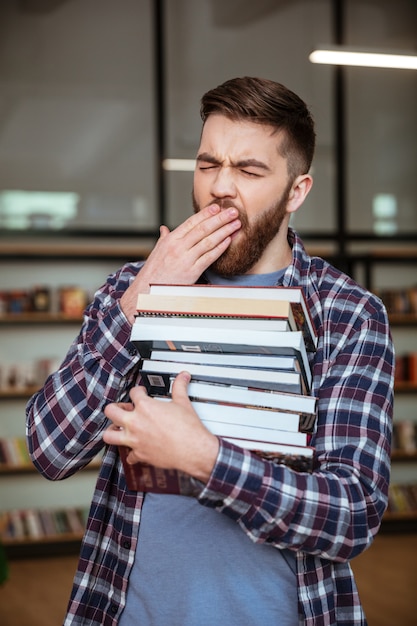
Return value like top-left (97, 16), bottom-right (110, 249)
top-left (26, 262), bottom-right (143, 478)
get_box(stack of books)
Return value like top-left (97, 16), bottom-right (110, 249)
top-left (122, 283), bottom-right (318, 493)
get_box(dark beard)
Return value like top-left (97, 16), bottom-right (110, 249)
top-left (192, 187), bottom-right (291, 276)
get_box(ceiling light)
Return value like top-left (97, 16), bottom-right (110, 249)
top-left (162, 158), bottom-right (196, 171)
top-left (309, 46), bottom-right (417, 70)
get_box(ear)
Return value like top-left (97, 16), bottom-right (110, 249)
top-left (286, 174), bottom-right (313, 215)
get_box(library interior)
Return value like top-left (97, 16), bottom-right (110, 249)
top-left (0, 1), bottom-right (416, 625)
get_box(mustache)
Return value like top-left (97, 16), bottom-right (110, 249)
top-left (192, 190), bottom-right (237, 214)
top-left (192, 191), bottom-right (248, 229)
top-left (212, 199), bottom-right (237, 211)
top-left (202, 200), bottom-right (248, 231)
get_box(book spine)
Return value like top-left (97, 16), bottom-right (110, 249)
top-left (134, 339), bottom-right (310, 390)
top-left (141, 369), bottom-right (303, 396)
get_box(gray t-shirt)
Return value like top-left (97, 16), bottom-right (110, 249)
top-left (119, 268), bottom-right (298, 625)
top-left (119, 494), bottom-right (298, 625)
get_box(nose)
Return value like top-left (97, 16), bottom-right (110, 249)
top-left (210, 167), bottom-right (237, 200)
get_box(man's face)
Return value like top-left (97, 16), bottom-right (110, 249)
top-left (193, 114), bottom-right (293, 276)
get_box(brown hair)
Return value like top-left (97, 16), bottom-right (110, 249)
top-left (200, 76), bottom-right (315, 179)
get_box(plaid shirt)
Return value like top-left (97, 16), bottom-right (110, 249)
top-left (26, 229), bottom-right (394, 626)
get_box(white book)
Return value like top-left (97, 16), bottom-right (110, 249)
top-left (149, 283), bottom-right (317, 351)
top-left (135, 314), bottom-right (293, 332)
top-left (141, 358), bottom-right (306, 395)
top-left (23, 509), bottom-right (44, 539)
top-left (223, 438), bottom-right (314, 459)
top-left (154, 396), bottom-right (307, 433)
top-left (131, 321), bottom-right (311, 387)
top-left (202, 420), bottom-right (307, 446)
top-left (185, 380), bottom-right (317, 428)
top-left (150, 349), bottom-right (301, 373)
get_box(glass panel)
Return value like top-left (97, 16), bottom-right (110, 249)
top-left (0, 0), bottom-right (157, 233)
top-left (345, 0), bottom-right (417, 235)
top-left (164, 0), bottom-right (335, 234)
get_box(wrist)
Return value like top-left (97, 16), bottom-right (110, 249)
top-left (185, 432), bottom-right (220, 484)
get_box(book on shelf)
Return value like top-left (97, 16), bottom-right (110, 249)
top-left (395, 352), bottom-right (417, 385)
top-left (122, 283), bottom-right (317, 493)
top-left (0, 437), bottom-right (32, 467)
top-left (143, 283), bottom-right (317, 352)
top-left (387, 483), bottom-right (417, 515)
top-left (140, 359), bottom-right (308, 396)
top-left (393, 420), bottom-right (417, 453)
top-left (376, 286), bottom-right (417, 316)
top-left (0, 507), bottom-right (88, 542)
top-left (23, 509), bottom-right (44, 539)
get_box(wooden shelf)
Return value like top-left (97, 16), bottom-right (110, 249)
top-left (0, 387), bottom-right (40, 400)
top-left (0, 312), bottom-right (83, 325)
top-left (394, 381), bottom-right (417, 393)
top-left (0, 464), bottom-right (35, 475)
top-left (0, 239), bottom-right (154, 261)
top-left (2, 535), bottom-right (82, 559)
top-left (0, 461), bottom-right (101, 475)
top-left (0, 506), bottom-right (90, 558)
top-left (391, 450), bottom-right (417, 462)
top-left (367, 248), bottom-right (417, 259)
top-left (389, 314), bottom-right (417, 326)
top-left (1, 531), bottom-right (83, 547)
top-left (383, 510), bottom-right (417, 522)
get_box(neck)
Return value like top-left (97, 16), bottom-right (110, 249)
top-left (245, 230), bottom-right (292, 275)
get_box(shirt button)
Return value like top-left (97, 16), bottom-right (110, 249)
top-left (128, 347), bottom-right (137, 356)
top-left (110, 605), bottom-right (118, 614)
top-left (123, 540), bottom-right (131, 550)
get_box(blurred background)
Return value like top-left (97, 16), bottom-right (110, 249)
top-left (0, 2), bottom-right (416, 625)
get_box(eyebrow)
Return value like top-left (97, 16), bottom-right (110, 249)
top-left (196, 152), bottom-right (271, 172)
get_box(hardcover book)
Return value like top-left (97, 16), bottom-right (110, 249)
top-left (131, 323), bottom-right (311, 389)
top-left (136, 313), bottom-right (295, 333)
top-left (141, 358), bottom-right (307, 395)
top-left (147, 283), bottom-right (317, 351)
top-left (154, 395), bottom-right (316, 434)
top-left (185, 380), bottom-right (317, 428)
top-left (149, 349), bottom-right (302, 374)
top-left (137, 292), bottom-right (297, 331)
top-left (120, 439), bottom-right (315, 494)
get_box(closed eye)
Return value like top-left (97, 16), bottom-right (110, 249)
top-left (198, 164), bottom-right (219, 171)
top-left (240, 169), bottom-right (262, 177)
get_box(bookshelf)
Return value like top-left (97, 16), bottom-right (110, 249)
top-left (366, 257), bottom-right (417, 531)
top-left (0, 251), bottom-right (153, 557)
